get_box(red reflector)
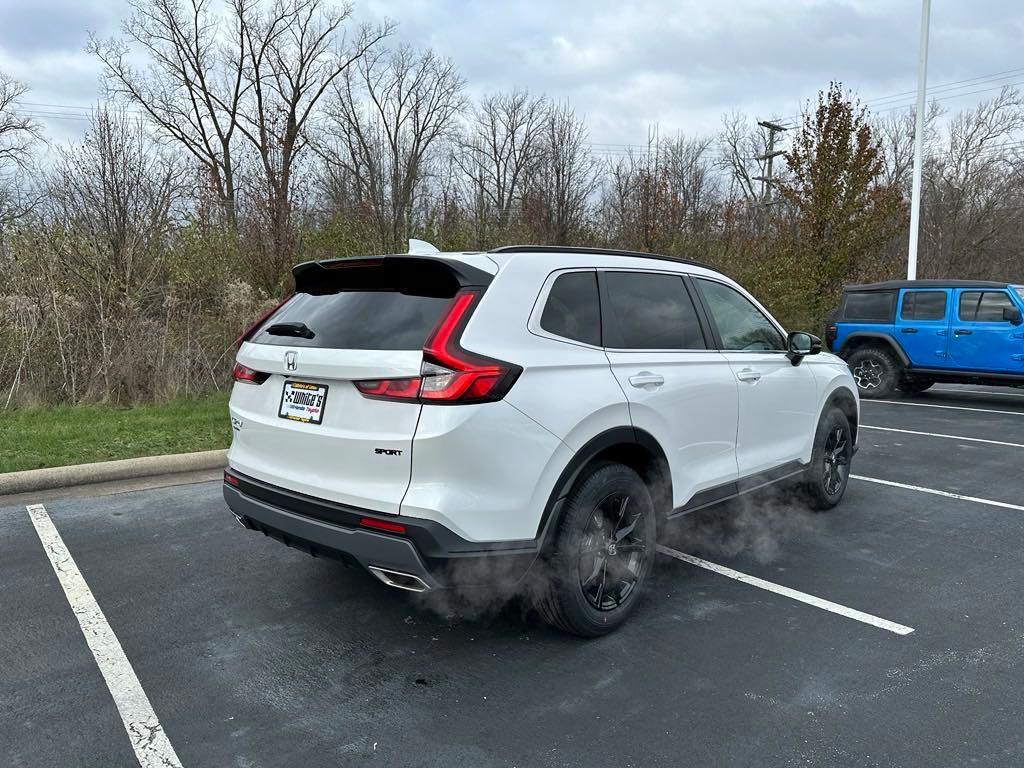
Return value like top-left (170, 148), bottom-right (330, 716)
top-left (224, 472), bottom-right (239, 486)
top-left (232, 362), bottom-right (270, 384)
top-left (359, 517), bottom-right (407, 534)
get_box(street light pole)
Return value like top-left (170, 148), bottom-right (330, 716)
top-left (907, 0), bottom-right (931, 280)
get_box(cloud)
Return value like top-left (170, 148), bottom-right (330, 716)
top-left (3, 0), bottom-right (1024, 147)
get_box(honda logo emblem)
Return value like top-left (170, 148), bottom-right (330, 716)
top-left (284, 351), bottom-right (297, 371)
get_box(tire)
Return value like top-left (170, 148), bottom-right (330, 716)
top-left (803, 407), bottom-right (854, 510)
top-left (846, 346), bottom-right (900, 398)
top-left (897, 377), bottom-right (934, 394)
top-left (533, 462), bottom-right (657, 637)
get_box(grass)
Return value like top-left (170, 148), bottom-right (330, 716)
top-left (0, 392), bottom-right (232, 474)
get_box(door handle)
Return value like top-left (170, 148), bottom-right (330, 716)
top-left (628, 372), bottom-right (664, 388)
top-left (954, 328), bottom-right (973, 336)
top-left (901, 327), bottom-right (918, 334)
top-left (736, 368), bottom-right (762, 383)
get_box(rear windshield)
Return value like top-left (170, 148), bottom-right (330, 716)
top-left (251, 292), bottom-right (451, 350)
top-left (842, 291), bottom-right (895, 322)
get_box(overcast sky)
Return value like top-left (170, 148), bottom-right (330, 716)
top-left (2, 0), bottom-right (1023, 149)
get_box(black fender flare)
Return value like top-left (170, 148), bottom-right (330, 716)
top-left (839, 332), bottom-right (910, 367)
top-left (820, 386), bottom-right (859, 445)
top-left (532, 426), bottom-right (671, 548)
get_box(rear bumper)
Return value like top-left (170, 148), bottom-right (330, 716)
top-left (222, 470), bottom-right (538, 590)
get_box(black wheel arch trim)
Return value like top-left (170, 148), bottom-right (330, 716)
top-left (822, 386), bottom-right (859, 446)
top-left (533, 426), bottom-right (671, 547)
top-left (839, 332), bottom-right (910, 366)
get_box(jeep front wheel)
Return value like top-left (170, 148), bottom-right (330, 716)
top-left (847, 347), bottom-right (900, 398)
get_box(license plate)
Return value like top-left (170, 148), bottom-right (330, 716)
top-left (279, 381), bottom-right (329, 424)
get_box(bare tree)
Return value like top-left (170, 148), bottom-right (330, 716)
top-left (46, 109), bottom-right (181, 401)
top-left (0, 73), bottom-right (42, 223)
top-left (601, 130), bottom-right (719, 254)
top-left (324, 45), bottom-right (466, 252)
top-left (920, 87), bottom-right (1024, 279)
top-left (873, 101), bottom-right (942, 191)
top-left (91, 0), bottom-right (390, 287)
top-left (90, 0), bottom-right (247, 227)
top-left (521, 101), bottom-right (600, 244)
top-left (719, 111), bottom-right (776, 204)
top-left (454, 90), bottom-right (549, 241)
top-left (232, 0), bottom-right (391, 284)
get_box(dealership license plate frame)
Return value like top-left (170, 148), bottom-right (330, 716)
top-left (279, 380), bottom-right (329, 425)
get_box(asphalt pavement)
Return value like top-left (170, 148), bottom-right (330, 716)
top-left (3, 384), bottom-right (1024, 767)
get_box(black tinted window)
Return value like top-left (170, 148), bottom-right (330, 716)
top-left (696, 279), bottom-right (785, 351)
top-left (843, 291), bottom-right (896, 322)
top-left (602, 272), bottom-right (705, 349)
top-left (959, 291), bottom-right (1014, 322)
top-left (540, 271), bottom-right (601, 346)
top-left (901, 291), bottom-right (947, 321)
top-left (252, 291), bottom-right (451, 350)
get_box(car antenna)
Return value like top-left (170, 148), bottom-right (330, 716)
top-left (408, 239), bottom-right (440, 255)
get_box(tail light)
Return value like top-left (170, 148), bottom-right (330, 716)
top-left (825, 324), bottom-right (838, 350)
top-left (232, 362), bottom-right (270, 384)
top-left (354, 378), bottom-right (420, 401)
top-left (236, 294), bottom-right (294, 349)
top-left (354, 289), bottom-right (521, 405)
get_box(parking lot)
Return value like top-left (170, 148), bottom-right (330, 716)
top-left (4, 384), bottom-right (1024, 767)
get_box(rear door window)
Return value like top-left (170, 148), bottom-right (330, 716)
top-left (252, 292), bottom-right (452, 350)
top-left (959, 291), bottom-right (1015, 322)
top-left (900, 291), bottom-right (947, 321)
top-left (601, 271), bottom-right (706, 350)
top-left (540, 271), bottom-right (601, 346)
top-left (842, 291), bottom-right (896, 322)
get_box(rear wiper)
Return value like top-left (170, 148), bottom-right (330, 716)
top-left (265, 322), bottom-right (315, 339)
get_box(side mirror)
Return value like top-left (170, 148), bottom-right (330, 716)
top-left (1003, 307), bottom-right (1023, 326)
top-left (787, 331), bottom-right (823, 366)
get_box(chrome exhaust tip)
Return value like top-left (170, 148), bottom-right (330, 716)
top-left (233, 514), bottom-right (250, 529)
top-left (368, 566), bottom-right (429, 593)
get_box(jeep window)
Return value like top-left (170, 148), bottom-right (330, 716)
top-left (900, 291), bottom-right (947, 321)
top-left (842, 291), bottom-right (896, 322)
top-left (1015, 286), bottom-right (1024, 302)
top-left (540, 271), bottom-right (601, 346)
top-left (602, 272), bottom-right (705, 349)
top-left (959, 291), bottom-right (1015, 322)
top-left (696, 279), bottom-right (785, 351)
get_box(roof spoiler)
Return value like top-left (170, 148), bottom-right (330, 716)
top-left (291, 255), bottom-right (493, 295)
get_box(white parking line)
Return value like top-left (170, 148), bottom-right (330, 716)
top-left (26, 504), bottom-right (183, 768)
top-left (656, 544), bottom-right (915, 636)
top-left (933, 387), bottom-right (1024, 399)
top-left (861, 424), bottom-right (1024, 449)
top-left (864, 400), bottom-right (1024, 417)
top-left (851, 476), bottom-right (1024, 512)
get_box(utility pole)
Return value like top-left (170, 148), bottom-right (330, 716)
top-left (753, 120), bottom-right (788, 204)
top-left (907, 0), bottom-right (931, 280)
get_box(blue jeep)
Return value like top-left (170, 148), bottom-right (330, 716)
top-left (826, 279), bottom-right (1024, 398)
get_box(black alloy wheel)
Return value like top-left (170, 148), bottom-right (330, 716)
top-left (578, 492), bottom-right (647, 611)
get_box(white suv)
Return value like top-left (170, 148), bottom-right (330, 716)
top-left (223, 245), bottom-right (859, 636)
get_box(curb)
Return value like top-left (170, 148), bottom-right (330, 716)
top-left (0, 450), bottom-right (228, 496)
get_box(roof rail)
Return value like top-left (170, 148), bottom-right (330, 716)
top-left (489, 244), bottom-right (717, 272)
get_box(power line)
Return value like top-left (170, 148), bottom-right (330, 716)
top-left (864, 66), bottom-right (1024, 107)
